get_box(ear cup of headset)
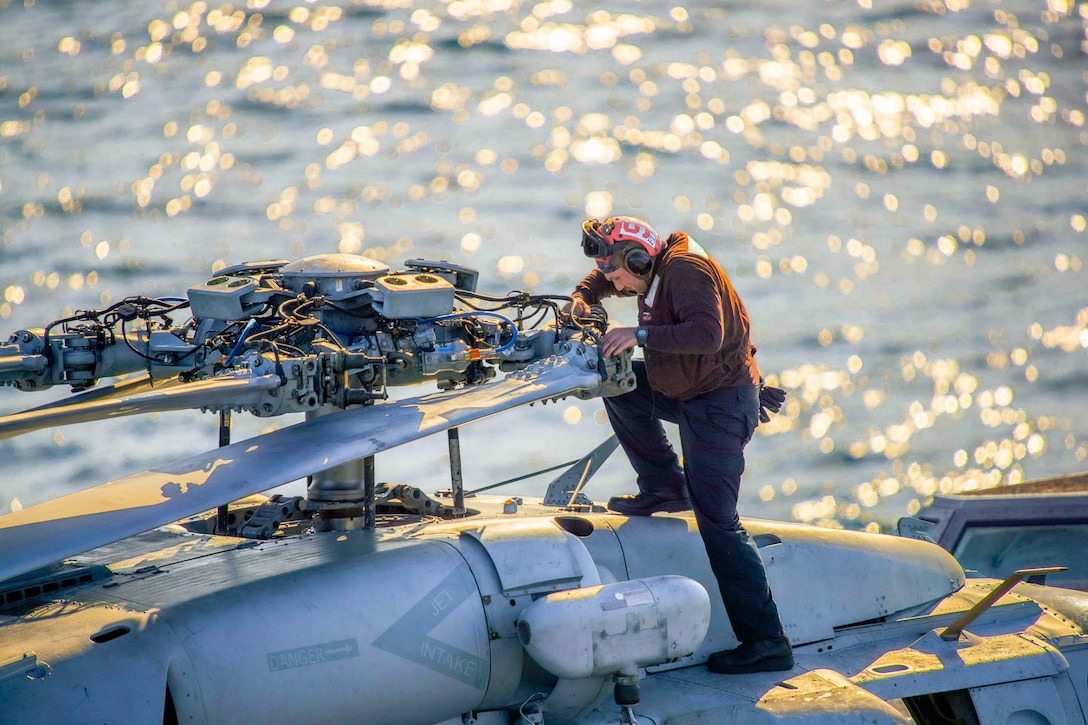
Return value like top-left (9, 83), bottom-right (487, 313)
top-left (618, 246), bottom-right (653, 276)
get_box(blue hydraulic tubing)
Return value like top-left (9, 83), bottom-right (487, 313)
top-left (224, 318), bottom-right (259, 367)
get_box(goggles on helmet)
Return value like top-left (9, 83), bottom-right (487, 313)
top-left (581, 218), bottom-right (615, 259)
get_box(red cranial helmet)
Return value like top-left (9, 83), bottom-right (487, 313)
top-left (580, 216), bottom-right (663, 279)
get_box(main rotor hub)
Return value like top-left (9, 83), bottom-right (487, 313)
top-left (279, 253), bottom-right (390, 301)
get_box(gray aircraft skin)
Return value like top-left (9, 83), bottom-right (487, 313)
top-left (2, 254), bottom-right (1086, 725)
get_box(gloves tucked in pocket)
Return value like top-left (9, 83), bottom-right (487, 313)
top-left (758, 380), bottom-right (786, 424)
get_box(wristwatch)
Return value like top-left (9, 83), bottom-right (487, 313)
top-left (634, 326), bottom-right (649, 347)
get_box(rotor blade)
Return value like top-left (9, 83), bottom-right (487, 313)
top-left (0, 374), bottom-right (282, 441)
top-left (0, 349), bottom-right (603, 583)
top-left (21, 374), bottom-right (167, 413)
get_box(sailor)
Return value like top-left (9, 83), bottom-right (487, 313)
top-left (567, 216), bottom-right (793, 674)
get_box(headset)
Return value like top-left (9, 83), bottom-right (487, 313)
top-left (596, 245), bottom-right (653, 277)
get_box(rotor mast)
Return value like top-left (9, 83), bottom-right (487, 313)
top-left (304, 406), bottom-right (378, 531)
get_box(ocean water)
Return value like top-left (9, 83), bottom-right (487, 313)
top-left (1, 0), bottom-right (1086, 532)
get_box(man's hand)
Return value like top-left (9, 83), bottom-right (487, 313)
top-left (601, 327), bottom-right (638, 357)
top-left (562, 297), bottom-right (591, 320)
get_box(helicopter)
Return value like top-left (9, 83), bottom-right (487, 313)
top-left (1, 252), bottom-right (1086, 725)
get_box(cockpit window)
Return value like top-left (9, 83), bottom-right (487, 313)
top-left (953, 523), bottom-right (1088, 591)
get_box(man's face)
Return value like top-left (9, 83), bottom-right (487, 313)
top-left (602, 261), bottom-right (649, 294)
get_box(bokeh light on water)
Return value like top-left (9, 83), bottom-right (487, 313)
top-left (1, 0), bottom-right (1086, 532)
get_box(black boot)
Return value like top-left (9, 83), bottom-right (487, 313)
top-left (607, 489), bottom-right (691, 516)
top-left (706, 636), bottom-right (793, 674)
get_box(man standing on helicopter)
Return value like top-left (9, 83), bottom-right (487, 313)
top-left (567, 215), bottom-right (793, 675)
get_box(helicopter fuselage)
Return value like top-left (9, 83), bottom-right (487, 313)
top-left (3, 498), bottom-right (1086, 724)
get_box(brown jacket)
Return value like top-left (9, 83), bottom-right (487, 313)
top-left (573, 232), bottom-right (760, 400)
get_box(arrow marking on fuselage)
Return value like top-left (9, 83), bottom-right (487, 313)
top-left (266, 638), bottom-right (360, 672)
top-left (372, 564), bottom-right (488, 690)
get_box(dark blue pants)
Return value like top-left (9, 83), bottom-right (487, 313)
top-left (603, 361), bottom-right (785, 643)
